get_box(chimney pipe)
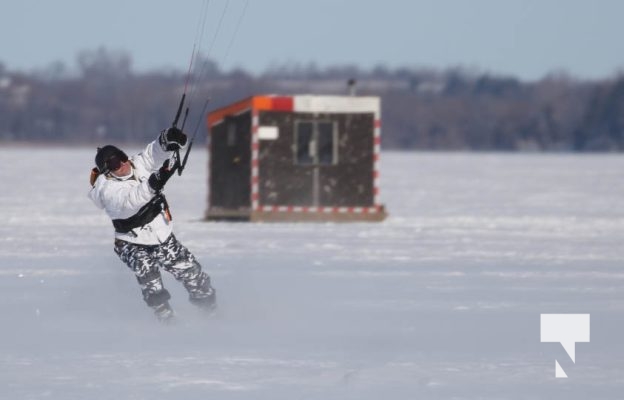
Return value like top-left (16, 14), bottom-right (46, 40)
top-left (347, 78), bottom-right (357, 96)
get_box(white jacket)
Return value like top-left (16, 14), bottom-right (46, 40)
top-left (89, 139), bottom-right (173, 245)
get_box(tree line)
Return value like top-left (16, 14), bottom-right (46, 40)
top-left (1, 47), bottom-right (623, 151)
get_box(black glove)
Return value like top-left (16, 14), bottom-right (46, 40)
top-left (148, 160), bottom-right (177, 192)
top-left (159, 127), bottom-right (188, 151)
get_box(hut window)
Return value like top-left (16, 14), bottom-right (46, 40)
top-left (295, 120), bottom-right (337, 165)
top-left (317, 121), bottom-right (335, 165)
top-left (296, 121), bottom-right (314, 165)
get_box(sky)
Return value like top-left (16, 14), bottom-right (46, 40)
top-left (2, 0), bottom-right (624, 82)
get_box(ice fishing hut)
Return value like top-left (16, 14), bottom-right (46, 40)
top-left (206, 94), bottom-right (387, 222)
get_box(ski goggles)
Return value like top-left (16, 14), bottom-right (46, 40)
top-left (104, 152), bottom-right (129, 172)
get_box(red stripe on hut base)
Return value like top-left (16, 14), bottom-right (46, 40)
top-left (255, 206), bottom-right (383, 212)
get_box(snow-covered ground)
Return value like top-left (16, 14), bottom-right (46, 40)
top-left (0, 146), bottom-right (622, 399)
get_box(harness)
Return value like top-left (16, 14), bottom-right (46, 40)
top-left (112, 193), bottom-right (172, 234)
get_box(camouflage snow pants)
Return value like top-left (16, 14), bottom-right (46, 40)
top-left (114, 234), bottom-right (216, 313)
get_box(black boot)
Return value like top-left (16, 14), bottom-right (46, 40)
top-left (189, 288), bottom-right (217, 313)
top-left (153, 301), bottom-right (175, 323)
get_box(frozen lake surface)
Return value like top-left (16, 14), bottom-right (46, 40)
top-left (0, 147), bottom-right (623, 399)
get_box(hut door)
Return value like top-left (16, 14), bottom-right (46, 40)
top-left (221, 117), bottom-right (251, 209)
top-left (295, 120), bottom-right (337, 206)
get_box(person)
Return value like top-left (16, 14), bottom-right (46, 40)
top-left (88, 127), bottom-right (216, 322)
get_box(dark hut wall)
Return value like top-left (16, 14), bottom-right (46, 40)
top-left (209, 111), bottom-right (252, 209)
top-left (258, 111), bottom-right (375, 207)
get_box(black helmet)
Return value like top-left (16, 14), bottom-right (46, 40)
top-left (95, 145), bottom-right (128, 173)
